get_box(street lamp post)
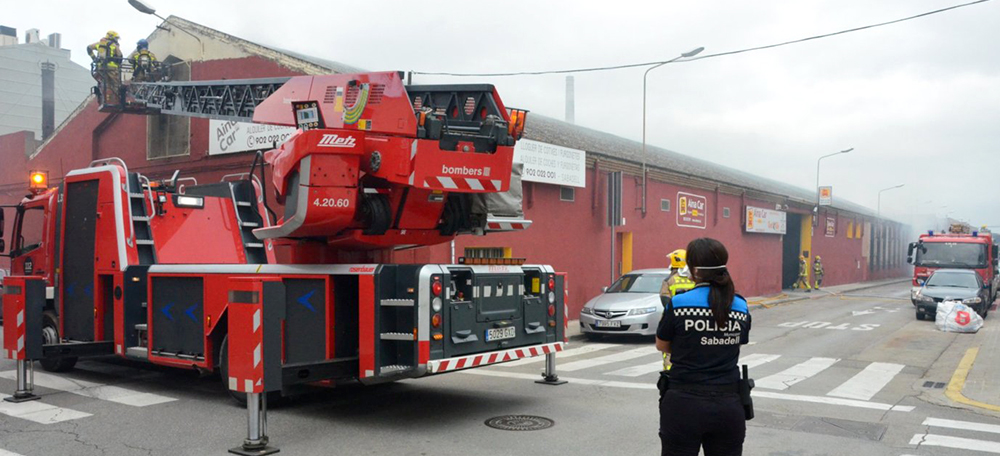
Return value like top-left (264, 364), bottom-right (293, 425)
top-left (815, 148), bottom-right (853, 215)
top-left (877, 184), bottom-right (905, 218)
top-left (129, 0), bottom-right (205, 60)
top-left (641, 46), bottom-right (704, 216)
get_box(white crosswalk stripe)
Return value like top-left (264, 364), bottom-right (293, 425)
top-left (755, 357), bottom-right (839, 390)
top-left (558, 346), bottom-right (658, 372)
top-left (501, 343), bottom-right (615, 367)
top-left (0, 393), bottom-right (91, 424)
top-left (0, 448), bottom-right (25, 456)
top-left (605, 360), bottom-right (664, 377)
top-left (0, 370), bottom-right (176, 407)
top-left (827, 362), bottom-right (904, 400)
top-left (908, 434), bottom-right (1000, 454)
top-left (908, 417), bottom-right (1000, 454)
top-left (740, 353), bottom-right (781, 369)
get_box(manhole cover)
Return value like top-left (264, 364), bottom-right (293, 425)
top-left (485, 415), bottom-right (554, 431)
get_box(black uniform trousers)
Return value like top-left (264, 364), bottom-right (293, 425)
top-left (659, 389), bottom-right (746, 456)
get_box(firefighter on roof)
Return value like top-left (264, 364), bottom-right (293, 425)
top-left (812, 255), bottom-right (824, 290)
top-left (87, 31), bottom-right (123, 105)
top-left (130, 39), bottom-right (158, 82)
top-left (794, 255), bottom-right (811, 292)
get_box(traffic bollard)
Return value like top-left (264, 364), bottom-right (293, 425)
top-left (535, 352), bottom-right (567, 386)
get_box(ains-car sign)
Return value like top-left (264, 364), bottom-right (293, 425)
top-left (745, 206), bottom-right (786, 234)
top-left (512, 139), bottom-right (586, 188)
top-left (677, 192), bottom-right (707, 229)
top-left (209, 119), bottom-right (297, 156)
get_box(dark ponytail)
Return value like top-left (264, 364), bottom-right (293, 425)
top-left (686, 238), bottom-right (735, 326)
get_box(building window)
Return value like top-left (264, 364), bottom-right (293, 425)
top-left (147, 60), bottom-right (191, 160)
top-left (723, 207), bottom-right (731, 218)
top-left (559, 186), bottom-right (575, 202)
top-left (660, 199), bottom-right (670, 212)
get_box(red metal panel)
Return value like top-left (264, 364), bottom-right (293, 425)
top-left (150, 197), bottom-right (249, 264)
top-left (357, 275), bottom-right (375, 378)
top-left (2, 276), bottom-right (27, 360)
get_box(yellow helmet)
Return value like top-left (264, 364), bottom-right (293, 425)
top-left (815, 255), bottom-right (822, 261)
top-left (106, 30), bottom-right (120, 41)
top-left (668, 249), bottom-right (687, 269)
top-left (799, 255), bottom-right (806, 261)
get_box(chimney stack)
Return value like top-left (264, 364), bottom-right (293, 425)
top-left (565, 76), bottom-right (575, 124)
top-left (0, 26), bottom-right (16, 47)
top-left (25, 28), bottom-right (40, 44)
top-left (47, 33), bottom-right (61, 49)
top-left (41, 61), bottom-right (55, 140)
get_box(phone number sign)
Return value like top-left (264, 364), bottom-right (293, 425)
top-left (209, 119), bottom-right (297, 156)
top-left (677, 192), bottom-right (707, 229)
top-left (512, 139), bottom-right (586, 188)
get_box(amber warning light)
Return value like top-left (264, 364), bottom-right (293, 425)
top-left (29, 171), bottom-right (48, 193)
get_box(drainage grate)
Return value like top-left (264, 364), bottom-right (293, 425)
top-left (485, 415), bottom-right (555, 431)
top-left (922, 381), bottom-right (946, 389)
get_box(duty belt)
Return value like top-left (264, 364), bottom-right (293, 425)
top-left (670, 382), bottom-right (739, 393)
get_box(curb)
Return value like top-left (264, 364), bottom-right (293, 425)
top-left (945, 346), bottom-right (1000, 412)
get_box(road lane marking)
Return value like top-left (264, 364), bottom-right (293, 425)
top-left (756, 357), bottom-right (839, 390)
top-left (754, 391), bottom-right (913, 412)
top-left (0, 449), bottom-right (25, 456)
top-left (0, 394), bottom-right (91, 424)
top-left (558, 347), bottom-right (658, 372)
top-left (945, 347), bottom-right (1000, 412)
top-left (909, 434), bottom-right (1000, 453)
top-left (827, 362), bottom-right (905, 401)
top-left (500, 343), bottom-right (615, 367)
top-left (740, 354), bottom-right (781, 369)
top-left (0, 370), bottom-right (176, 407)
top-left (459, 370), bottom-right (913, 412)
top-left (605, 361), bottom-right (664, 377)
top-left (923, 417), bottom-right (1000, 435)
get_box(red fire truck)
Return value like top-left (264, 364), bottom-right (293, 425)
top-left (907, 225), bottom-right (999, 305)
top-left (2, 71), bottom-right (567, 450)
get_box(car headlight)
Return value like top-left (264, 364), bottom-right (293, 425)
top-left (963, 297), bottom-right (982, 304)
top-left (918, 294), bottom-right (935, 303)
top-left (581, 306), bottom-right (594, 315)
top-left (628, 306), bottom-right (659, 316)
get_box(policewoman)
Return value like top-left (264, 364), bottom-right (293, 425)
top-left (655, 238), bottom-right (751, 456)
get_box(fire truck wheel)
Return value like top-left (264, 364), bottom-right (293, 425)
top-left (361, 194), bottom-right (391, 235)
top-left (40, 311), bottom-right (77, 372)
top-left (218, 336), bottom-right (282, 406)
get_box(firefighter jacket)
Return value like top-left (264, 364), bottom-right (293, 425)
top-left (130, 49), bottom-right (157, 69)
top-left (88, 38), bottom-right (122, 67)
top-left (813, 260), bottom-right (824, 276)
top-left (663, 273), bottom-right (696, 298)
top-left (798, 259), bottom-right (809, 278)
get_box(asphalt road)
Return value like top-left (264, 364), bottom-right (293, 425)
top-left (1, 282), bottom-right (999, 455)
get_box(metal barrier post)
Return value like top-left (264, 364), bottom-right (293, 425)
top-left (4, 277), bottom-right (43, 402)
top-left (228, 278), bottom-right (283, 456)
top-left (536, 352), bottom-right (567, 386)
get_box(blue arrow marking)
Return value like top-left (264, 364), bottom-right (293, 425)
top-left (297, 290), bottom-right (317, 312)
top-left (83, 284), bottom-right (93, 298)
top-left (184, 304), bottom-right (199, 323)
top-left (66, 283), bottom-right (75, 297)
top-left (161, 302), bottom-right (175, 321)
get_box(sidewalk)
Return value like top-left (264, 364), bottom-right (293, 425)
top-left (565, 277), bottom-right (911, 341)
top-left (950, 302), bottom-right (1000, 412)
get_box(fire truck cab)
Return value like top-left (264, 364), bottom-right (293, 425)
top-left (907, 226), bottom-right (999, 306)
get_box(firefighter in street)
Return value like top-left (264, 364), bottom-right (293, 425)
top-left (129, 39), bottom-right (158, 82)
top-left (812, 255), bottom-right (824, 290)
top-left (660, 249), bottom-right (696, 299)
top-left (87, 31), bottom-right (123, 105)
top-left (660, 249), bottom-right (696, 370)
top-left (794, 255), bottom-right (811, 292)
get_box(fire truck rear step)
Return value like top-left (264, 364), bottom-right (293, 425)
top-left (125, 346), bottom-right (148, 359)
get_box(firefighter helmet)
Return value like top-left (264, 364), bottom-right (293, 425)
top-left (106, 30), bottom-right (120, 41)
top-left (815, 255), bottom-right (822, 261)
top-left (668, 249), bottom-right (687, 269)
top-left (137, 39), bottom-right (148, 50)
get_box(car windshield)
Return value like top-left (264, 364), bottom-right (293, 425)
top-left (926, 272), bottom-right (980, 289)
top-left (606, 273), bottom-right (669, 293)
top-left (915, 242), bottom-right (988, 268)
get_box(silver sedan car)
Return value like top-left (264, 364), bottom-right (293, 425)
top-left (579, 269), bottom-right (670, 337)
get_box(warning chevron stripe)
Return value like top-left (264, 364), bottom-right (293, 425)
top-left (428, 342), bottom-right (564, 374)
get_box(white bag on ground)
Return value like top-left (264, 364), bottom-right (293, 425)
top-left (935, 300), bottom-right (984, 333)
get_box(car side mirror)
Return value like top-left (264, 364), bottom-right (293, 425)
top-left (0, 238), bottom-right (5, 254)
top-left (906, 256), bottom-right (913, 264)
top-left (907, 242), bottom-right (916, 257)
top-left (601, 286), bottom-right (608, 293)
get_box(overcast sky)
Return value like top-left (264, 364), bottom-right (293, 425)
top-left (8, 0), bottom-right (1000, 229)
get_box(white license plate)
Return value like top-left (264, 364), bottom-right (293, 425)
top-left (486, 326), bottom-right (516, 342)
top-left (596, 320), bottom-right (622, 328)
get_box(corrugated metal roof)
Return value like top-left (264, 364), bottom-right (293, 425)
top-left (524, 114), bottom-right (878, 217)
